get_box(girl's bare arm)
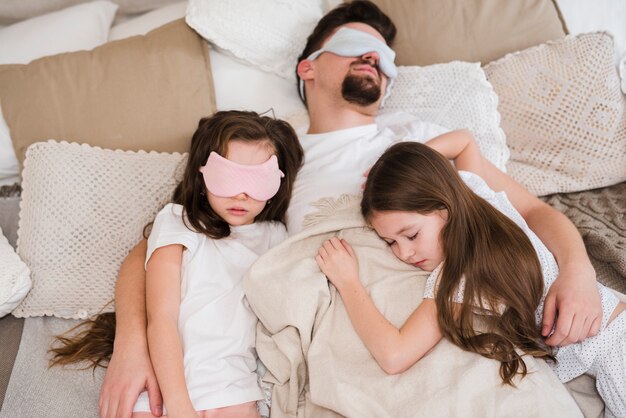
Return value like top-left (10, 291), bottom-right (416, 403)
top-left (146, 244), bottom-right (198, 417)
top-left (316, 237), bottom-right (443, 374)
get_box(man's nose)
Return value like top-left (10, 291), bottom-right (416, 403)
top-left (361, 51), bottom-right (379, 65)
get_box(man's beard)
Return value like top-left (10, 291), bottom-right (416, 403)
top-left (341, 73), bottom-right (381, 106)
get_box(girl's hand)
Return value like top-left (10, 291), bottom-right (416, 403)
top-left (316, 237), bottom-right (360, 291)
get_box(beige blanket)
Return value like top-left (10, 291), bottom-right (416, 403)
top-left (244, 195), bottom-right (584, 418)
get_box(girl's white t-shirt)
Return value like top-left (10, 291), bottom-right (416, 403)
top-left (133, 203), bottom-right (287, 412)
top-left (287, 115), bottom-right (448, 235)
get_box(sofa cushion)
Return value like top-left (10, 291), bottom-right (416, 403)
top-left (484, 32), bottom-right (626, 196)
top-left (0, 18), bottom-right (215, 167)
top-left (368, 0), bottom-right (566, 66)
top-left (380, 62), bottom-right (509, 171)
top-left (13, 141), bottom-right (186, 319)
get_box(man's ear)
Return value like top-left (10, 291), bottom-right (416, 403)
top-left (297, 59), bottom-right (314, 81)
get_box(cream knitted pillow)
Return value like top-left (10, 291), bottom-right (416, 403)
top-left (380, 62), bottom-right (510, 172)
top-left (13, 141), bottom-right (186, 319)
top-left (0, 225), bottom-right (31, 317)
top-left (484, 32), bottom-right (626, 196)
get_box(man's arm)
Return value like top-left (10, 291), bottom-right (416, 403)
top-left (99, 240), bottom-right (163, 418)
top-left (426, 130), bottom-right (602, 346)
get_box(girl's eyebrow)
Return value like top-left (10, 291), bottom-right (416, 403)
top-left (394, 225), bottom-right (414, 235)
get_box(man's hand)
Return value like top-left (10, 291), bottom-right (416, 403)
top-left (316, 237), bottom-right (360, 291)
top-left (542, 265), bottom-right (602, 346)
top-left (99, 346), bottom-right (162, 418)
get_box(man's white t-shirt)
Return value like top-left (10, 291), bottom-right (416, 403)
top-left (287, 114), bottom-right (449, 234)
top-left (133, 203), bottom-right (287, 413)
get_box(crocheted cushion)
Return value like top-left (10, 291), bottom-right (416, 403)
top-left (185, 0), bottom-right (323, 80)
top-left (484, 32), bottom-right (626, 196)
top-left (380, 62), bottom-right (510, 171)
top-left (0, 225), bottom-right (31, 317)
top-left (13, 141), bottom-right (186, 319)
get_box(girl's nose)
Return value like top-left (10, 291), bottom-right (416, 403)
top-left (233, 192), bottom-right (248, 200)
top-left (398, 243), bottom-right (415, 263)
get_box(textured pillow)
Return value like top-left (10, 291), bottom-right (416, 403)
top-left (13, 141), bottom-right (186, 319)
top-left (379, 62), bottom-right (509, 171)
top-left (186, 0), bottom-right (324, 80)
top-left (484, 32), bottom-right (626, 196)
top-left (0, 19), bottom-right (216, 166)
top-left (368, 0), bottom-right (566, 66)
top-left (0, 225), bottom-right (31, 317)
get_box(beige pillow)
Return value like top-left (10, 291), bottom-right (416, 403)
top-left (13, 141), bottom-right (186, 319)
top-left (0, 19), bottom-right (215, 166)
top-left (369, 0), bottom-right (566, 66)
top-left (484, 32), bottom-right (626, 196)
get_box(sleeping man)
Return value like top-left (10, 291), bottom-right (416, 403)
top-left (99, 1), bottom-right (602, 417)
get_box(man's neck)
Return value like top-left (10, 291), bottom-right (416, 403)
top-left (306, 99), bottom-right (378, 134)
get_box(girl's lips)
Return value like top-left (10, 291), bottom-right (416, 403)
top-left (413, 260), bottom-right (426, 267)
top-left (227, 208), bottom-right (248, 216)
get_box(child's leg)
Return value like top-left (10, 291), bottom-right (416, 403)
top-left (198, 401), bottom-right (261, 418)
top-left (590, 310), bottom-right (626, 418)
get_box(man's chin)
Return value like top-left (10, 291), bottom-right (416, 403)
top-left (342, 75), bottom-right (382, 106)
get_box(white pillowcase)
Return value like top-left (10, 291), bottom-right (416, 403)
top-left (209, 46), bottom-right (307, 120)
top-left (379, 62), bottom-right (510, 172)
top-left (108, 1), bottom-right (186, 40)
top-left (0, 225), bottom-right (31, 318)
top-left (0, 104), bottom-right (18, 186)
top-left (0, 1), bottom-right (118, 65)
top-left (0, 0), bottom-right (118, 186)
top-left (13, 141), bottom-right (185, 319)
top-left (186, 0), bottom-right (324, 80)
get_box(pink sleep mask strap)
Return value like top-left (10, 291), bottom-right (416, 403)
top-left (199, 151), bottom-right (284, 201)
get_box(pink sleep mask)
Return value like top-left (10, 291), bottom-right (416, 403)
top-left (199, 151), bottom-right (284, 201)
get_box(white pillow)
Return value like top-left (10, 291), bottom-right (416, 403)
top-left (379, 62), bottom-right (510, 171)
top-left (0, 1), bottom-right (118, 65)
top-left (109, 1), bottom-right (187, 40)
top-left (13, 141), bottom-right (186, 319)
top-left (209, 46), bottom-right (307, 120)
top-left (0, 104), bottom-right (18, 186)
top-left (186, 0), bottom-right (324, 80)
top-left (0, 225), bottom-right (31, 318)
top-left (0, 0), bottom-right (118, 186)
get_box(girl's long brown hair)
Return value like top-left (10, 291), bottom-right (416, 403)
top-left (49, 111), bottom-right (304, 370)
top-left (361, 142), bottom-right (554, 385)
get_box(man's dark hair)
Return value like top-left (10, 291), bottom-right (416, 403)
top-left (296, 1), bottom-right (396, 101)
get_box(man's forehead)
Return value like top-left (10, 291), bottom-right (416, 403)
top-left (323, 22), bottom-right (386, 46)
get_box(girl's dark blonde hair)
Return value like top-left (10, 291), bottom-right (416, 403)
top-left (361, 142), bottom-right (554, 385)
top-left (49, 110), bottom-right (304, 370)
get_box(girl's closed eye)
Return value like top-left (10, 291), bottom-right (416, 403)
top-left (407, 232), bottom-right (418, 241)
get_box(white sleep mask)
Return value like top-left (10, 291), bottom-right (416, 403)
top-left (299, 27), bottom-right (397, 103)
